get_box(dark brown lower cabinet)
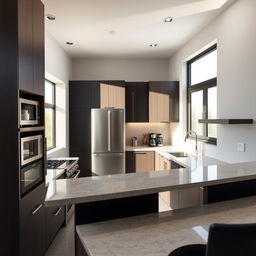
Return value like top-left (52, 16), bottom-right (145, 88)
top-left (20, 183), bottom-right (46, 256)
top-left (46, 205), bottom-right (65, 248)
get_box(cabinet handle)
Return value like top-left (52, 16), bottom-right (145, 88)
top-left (107, 110), bottom-right (111, 151)
top-left (32, 204), bottom-right (43, 215)
top-left (54, 207), bottom-right (62, 216)
top-left (160, 120), bottom-right (169, 123)
top-left (134, 152), bottom-right (146, 155)
top-left (132, 92), bottom-right (135, 120)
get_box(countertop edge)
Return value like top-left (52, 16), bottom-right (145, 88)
top-left (45, 172), bottom-right (256, 207)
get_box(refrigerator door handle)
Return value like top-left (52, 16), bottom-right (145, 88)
top-left (108, 110), bottom-right (111, 151)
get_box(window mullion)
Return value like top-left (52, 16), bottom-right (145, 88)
top-left (203, 88), bottom-right (208, 137)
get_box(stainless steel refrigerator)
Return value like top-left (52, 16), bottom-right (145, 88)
top-left (91, 108), bottom-right (125, 176)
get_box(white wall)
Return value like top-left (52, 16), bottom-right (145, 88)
top-left (72, 58), bottom-right (169, 81)
top-left (45, 31), bottom-right (72, 157)
top-left (169, 0), bottom-right (256, 163)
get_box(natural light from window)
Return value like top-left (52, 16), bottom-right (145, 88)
top-left (191, 49), bottom-right (217, 86)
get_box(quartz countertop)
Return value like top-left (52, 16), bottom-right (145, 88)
top-left (45, 157), bottom-right (79, 186)
top-left (45, 161), bottom-right (256, 207)
top-left (126, 145), bottom-right (226, 169)
top-left (76, 196), bottom-right (256, 256)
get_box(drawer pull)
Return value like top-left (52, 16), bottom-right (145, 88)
top-left (134, 152), bottom-right (146, 155)
top-left (32, 204), bottom-right (43, 215)
top-left (54, 207), bottom-right (62, 216)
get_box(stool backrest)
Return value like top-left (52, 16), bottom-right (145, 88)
top-left (206, 223), bottom-right (256, 256)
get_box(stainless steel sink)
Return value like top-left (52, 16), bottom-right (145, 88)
top-left (169, 152), bottom-right (190, 158)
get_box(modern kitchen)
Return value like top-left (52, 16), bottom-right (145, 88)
top-left (2, 0), bottom-right (256, 255)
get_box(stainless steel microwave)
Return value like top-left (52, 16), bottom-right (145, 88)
top-left (21, 135), bottom-right (43, 166)
top-left (20, 98), bottom-right (40, 126)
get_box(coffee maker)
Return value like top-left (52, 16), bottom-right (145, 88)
top-left (148, 133), bottom-right (157, 147)
top-left (156, 134), bottom-right (163, 147)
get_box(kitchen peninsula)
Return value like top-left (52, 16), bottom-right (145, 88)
top-left (46, 161), bottom-right (256, 208)
top-left (45, 160), bottom-right (256, 255)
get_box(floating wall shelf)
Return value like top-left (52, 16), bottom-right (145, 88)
top-left (198, 119), bottom-right (253, 124)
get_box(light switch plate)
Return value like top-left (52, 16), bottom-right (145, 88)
top-left (237, 142), bottom-right (245, 152)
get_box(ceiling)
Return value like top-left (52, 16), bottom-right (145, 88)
top-left (43, 0), bottom-right (234, 59)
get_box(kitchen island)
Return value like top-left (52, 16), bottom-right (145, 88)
top-left (45, 161), bottom-right (256, 207)
top-left (45, 160), bottom-right (256, 255)
top-left (76, 196), bottom-right (256, 256)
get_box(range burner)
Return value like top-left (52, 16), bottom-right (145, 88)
top-left (47, 160), bottom-right (66, 169)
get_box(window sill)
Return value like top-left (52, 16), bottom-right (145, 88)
top-left (187, 136), bottom-right (217, 145)
top-left (47, 147), bottom-right (64, 156)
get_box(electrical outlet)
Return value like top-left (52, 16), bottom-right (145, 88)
top-left (237, 143), bottom-right (245, 152)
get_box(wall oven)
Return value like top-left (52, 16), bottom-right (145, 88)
top-left (20, 98), bottom-right (40, 126)
top-left (20, 159), bottom-right (44, 196)
top-left (21, 135), bottom-right (43, 166)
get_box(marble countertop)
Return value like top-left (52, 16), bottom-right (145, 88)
top-left (45, 161), bottom-right (256, 207)
top-left (126, 145), bottom-right (226, 169)
top-left (76, 196), bottom-right (256, 256)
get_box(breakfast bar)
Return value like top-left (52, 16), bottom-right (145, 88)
top-left (45, 161), bottom-right (256, 255)
top-left (45, 161), bottom-right (256, 207)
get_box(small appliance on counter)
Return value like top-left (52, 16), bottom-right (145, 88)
top-left (148, 133), bottom-right (157, 147)
top-left (156, 134), bottom-right (164, 147)
top-left (132, 136), bottom-right (138, 147)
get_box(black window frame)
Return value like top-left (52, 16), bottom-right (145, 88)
top-left (45, 79), bottom-right (56, 151)
top-left (187, 44), bottom-right (217, 145)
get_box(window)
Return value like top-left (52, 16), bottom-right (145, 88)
top-left (187, 45), bottom-right (217, 144)
top-left (45, 80), bottom-right (56, 150)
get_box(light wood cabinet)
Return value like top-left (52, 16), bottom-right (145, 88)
top-left (100, 83), bottom-right (109, 108)
top-left (135, 151), bottom-right (155, 172)
top-left (155, 152), bottom-right (171, 206)
top-left (100, 83), bottom-right (125, 108)
top-left (149, 92), bottom-right (169, 123)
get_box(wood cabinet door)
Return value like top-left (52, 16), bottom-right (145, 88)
top-left (155, 152), bottom-right (160, 170)
top-left (159, 155), bottom-right (164, 170)
top-left (46, 205), bottom-right (65, 248)
top-left (20, 184), bottom-right (46, 256)
top-left (163, 158), bottom-right (171, 170)
top-left (149, 81), bottom-right (179, 122)
top-left (118, 87), bottom-right (125, 108)
top-left (33, 0), bottom-right (45, 96)
top-left (18, 0), bottom-right (34, 93)
top-left (100, 83), bottom-right (109, 108)
top-left (135, 152), bottom-right (155, 172)
top-left (161, 94), bottom-right (170, 123)
top-left (149, 92), bottom-right (159, 122)
top-left (125, 82), bottom-right (149, 122)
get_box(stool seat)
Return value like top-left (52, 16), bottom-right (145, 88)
top-left (169, 244), bottom-right (206, 256)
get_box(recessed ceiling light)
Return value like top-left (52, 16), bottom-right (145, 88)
top-left (109, 30), bottom-right (117, 35)
top-left (66, 42), bottom-right (74, 46)
top-left (46, 14), bottom-right (56, 21)
top-left (164, 17), bottom-right (173, 23)
top-left (150, 43), bottom-right (158, 47)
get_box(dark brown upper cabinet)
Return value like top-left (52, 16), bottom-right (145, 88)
top-left (125, 82), bottom-right (149, 122)
top-left (149, 81), bottom-right (179, 122)
top-left (19, 0), bottom-right (45, 96)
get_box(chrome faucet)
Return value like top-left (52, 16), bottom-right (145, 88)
top-left (184, 130), bottom-right (198, 155)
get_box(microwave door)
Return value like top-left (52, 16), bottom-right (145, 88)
top-left (21, 135), bottom-right (43, 166)
top-left (20, 98), bottom-right (40, 126)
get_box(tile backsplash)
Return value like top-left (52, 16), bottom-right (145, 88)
top-left (126, 123), bottom-right (171, 146)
